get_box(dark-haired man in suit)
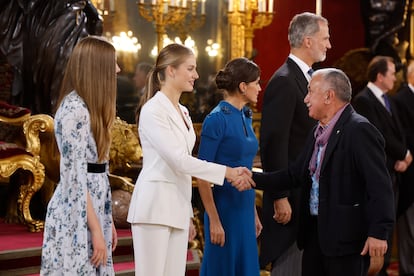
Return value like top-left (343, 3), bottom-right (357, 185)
top-left (353, 55), bottom-right (412, 276)
top-left (259, 12), bottom-right (331, 275)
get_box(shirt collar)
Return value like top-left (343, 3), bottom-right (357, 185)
top-left (408, 83), bottom-right (414, 94)
top-left (367, 82), bottom-right (387, 106)
top-left (289, 53), bottom-right (312, 82)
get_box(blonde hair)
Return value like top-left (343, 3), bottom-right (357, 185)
top-left (135, 43), bottom-right (194, 124)
top-left (56, 36), bottom-right (117, 162)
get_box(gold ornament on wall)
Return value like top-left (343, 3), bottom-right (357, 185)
top-left (137, 0), bottom-right (191, 53)
top-left (228, 0), bottom-right (274, 59)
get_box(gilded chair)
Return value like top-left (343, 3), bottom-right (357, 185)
top-left (0, 101), bottom-right (53, 232)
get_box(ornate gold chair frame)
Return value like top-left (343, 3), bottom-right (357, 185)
top-left (0, 110), bottom-right (53, 232)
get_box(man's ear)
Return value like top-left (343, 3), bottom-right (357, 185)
top-left (325, 89), bottom-right (333, 103)
top-left (377, 72), bottom-right (384, 83)
top-left (304, 36), bottom-right (312, 48)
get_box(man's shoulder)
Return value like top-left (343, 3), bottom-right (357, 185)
top-left (336, 106), bottom-right (369, 126)
top-left (345, 110), bottom-right (384, 139)
top-left (273, 58), bottom-right (301, 76)
top-left (395, 85), bottom-right (413, 101)
top-left (348, 110), bottom-right (371, 124)
top-left (357, 85), bottom-right (370, 95)
top-left (267, 60), bottom-right (304, 87)
top-left (353, 86), bottom-right (372, 102)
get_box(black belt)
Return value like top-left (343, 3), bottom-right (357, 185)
top-left (87, 163), bottom-right (107, 173)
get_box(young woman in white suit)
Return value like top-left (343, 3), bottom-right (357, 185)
top-left (127, 43), bottom-right (255, 276)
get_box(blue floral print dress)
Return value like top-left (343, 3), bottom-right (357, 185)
top-left (41, 91), bottom-right (114, 275)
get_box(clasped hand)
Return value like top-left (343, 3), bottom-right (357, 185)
top-left (272, 197), bottom-right (292, 225)
top-left (226, 167), bottom-right (255, 191)
top-left (361, 236), bottom-right (387, 276)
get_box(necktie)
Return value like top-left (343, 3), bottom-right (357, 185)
top-left (382, 94), bottom-right (392, 114)
top-left (308, 68), bottom-right (314, 77)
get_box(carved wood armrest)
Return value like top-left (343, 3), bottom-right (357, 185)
top-left (15, 114), bottom-right (54, 232)
top-left (23, 114), bottom-right (54, 156)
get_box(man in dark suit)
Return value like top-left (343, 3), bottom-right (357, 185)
top-left (254, 68), bottom-right (395, 276)
top-left (259, 12), bottom-right (331, 275)
top-left (353, 56), bottom-right (412, 276)
top-left (394, 60), bottom-right (414, 276)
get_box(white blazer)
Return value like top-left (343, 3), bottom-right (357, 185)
top-left (127, 92), bottom-right (226, 230)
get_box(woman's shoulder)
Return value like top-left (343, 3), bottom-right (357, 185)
top-left (56, 91), bottom-right (89, 119)
top-left (62, 91), bottom-right (86, 107)
top-left (140, 92), bottom-right (165, 115)
top-left (208, 101), bottom-right (252, 119)
top-left (205, 101), bottom-right (228, 120)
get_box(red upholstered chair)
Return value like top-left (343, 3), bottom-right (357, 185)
top-left (0, 101), bottom-right (53, 232)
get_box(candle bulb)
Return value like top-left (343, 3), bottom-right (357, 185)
top-left (201, 0), bottom-right (205, 14)
top-left (228, 0), bottom-right (233, 12)
top-left (109, 0), bottom-right (115, 12)
top-left (239, 0), bottom-right (245, 11)
top-left (99, 0), bottom-right (104, 10)
top-left (316, 0), bottom-right (322, 15)
top-left (258, 0), bottom-right (264, 12)
top-left (268, 0), bottom-right (273, 12)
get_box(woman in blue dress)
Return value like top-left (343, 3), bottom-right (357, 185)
top-left (197, 57), bottom-right (262, 276)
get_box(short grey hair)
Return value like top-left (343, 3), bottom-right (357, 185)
top-left (288, 12), bottom-right (328, 48)
top-left (314, 68), bottom-right (352, 103)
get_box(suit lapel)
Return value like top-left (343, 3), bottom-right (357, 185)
top-left (366, 89), bottom-right (390, 116)
top-left (178, 105), bottom-right (195, 153)
top-left (366, 89), bottom-right (401, 134)
top-left (320, 105), bottom-right (352, 173)
top-left (156, 92), bottom-right (194, 154)
top-left (287, 58), bottom-right (308, 96)
top-left (388, 97), bottom-right (406, 136)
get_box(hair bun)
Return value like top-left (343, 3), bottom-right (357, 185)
top-left (215, 70), bottom-right (230, 90)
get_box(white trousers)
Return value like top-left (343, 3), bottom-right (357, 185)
top-left (131, 223), bottom-right (188, 276)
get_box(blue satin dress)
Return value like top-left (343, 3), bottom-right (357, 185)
top-left (198, 101), bottom-right (260, 276)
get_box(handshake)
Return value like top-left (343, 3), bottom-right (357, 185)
top-left (225, 167), bottom-right (256, 191)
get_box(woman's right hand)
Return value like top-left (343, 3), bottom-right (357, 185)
top-left (91, 230), bottom-right (107, 268)
top-left (210, 219), bottom-right (225, 247)
top-left (225, 167), bottom-right (255, 191)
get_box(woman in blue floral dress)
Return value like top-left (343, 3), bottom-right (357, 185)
top-left (41, 36), bottom-right (119, 275)
top-left (197, 58), bottom-right (263, 276)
